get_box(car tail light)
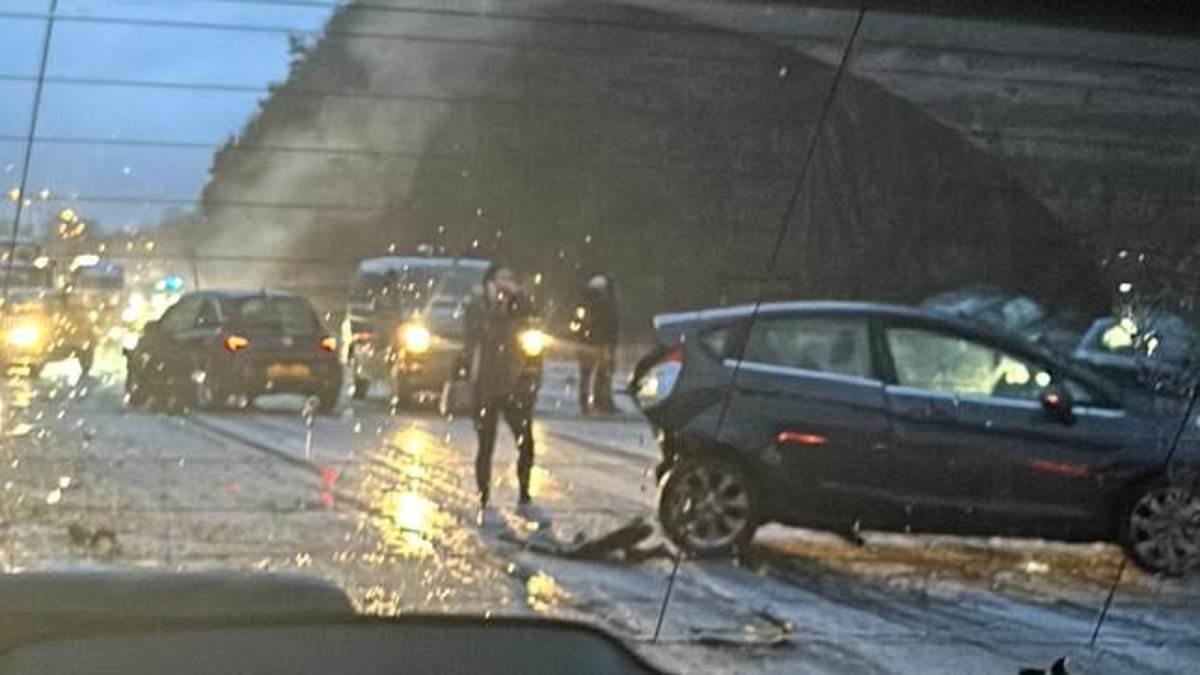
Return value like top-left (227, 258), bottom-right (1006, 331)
top-left (633, 346), bottom-right (683, 408)
top-left (223, 334), bottom-right (250, 352)
top-left (319, 336), bottom-right (337, 352)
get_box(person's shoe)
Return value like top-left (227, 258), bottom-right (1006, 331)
top-left (477, 505), bottom-right (503, 529)
top-left (516, 499), bottom-right (550, 527)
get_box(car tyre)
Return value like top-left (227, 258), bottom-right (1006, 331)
top-left (1122, 481), bottom-right (1200, 576)
top-left (351, 375), bottom-right (369, 400)
top-left (124, 371), bottom-right (148, 407)
top-left (192, 368), bottom-right (227, 412)
top-left (659, 455), bottom-right (760, 558)
top-left (77, 348), bottom-right (94, 378)
top-left (316, 387), bottom-right (339, 414)
top-left (391, 372), bottom-right (414, 409)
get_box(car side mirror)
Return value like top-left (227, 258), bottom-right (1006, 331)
top-left (1041, 386), bottom-right (1074, 424)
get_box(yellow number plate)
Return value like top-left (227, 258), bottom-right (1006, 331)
top-left (267, 363), bottom-right (311, 379)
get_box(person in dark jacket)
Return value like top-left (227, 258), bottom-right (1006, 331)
top-left (572, 274), bottom-right (618, 414)
top-left (460, 264), bottom-right (544, 517)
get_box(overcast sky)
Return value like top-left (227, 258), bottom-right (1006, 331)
top-left (0, 0), bottom-right (336, 233)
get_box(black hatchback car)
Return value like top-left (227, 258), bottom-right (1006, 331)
top-left (125, 290), bottom-right (342, 412)
top-left (632, 301), bottom-right (1199, 575)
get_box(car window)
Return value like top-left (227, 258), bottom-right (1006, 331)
top-left (1088, 316), bottom-right (1196, 363)
top-left (1001, 298), bottom-right (1044, 328)
top-left (742, 317), bottom-right (872, 378)
top-left (1063, 377), bottom-right (1103, 407)
top-left (886, 327), bottom-right (1052, 400)
top-left (227, 296), bottom-right (319, 334)
top-left (158, 296), bottom-right (202, 334)
top-left (194, 299), bottom-right (220, 328)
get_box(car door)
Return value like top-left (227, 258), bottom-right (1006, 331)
top-left (878, 324), bottom-right (987, 530)
top-left (141, 295), bottom-right (204, 385)
top-left (953, 368), bottom-right (1147, 540)
top-left (881, 324), bottom-right (1145, 537)
top-left (721, 314), bottom-right (895, 529)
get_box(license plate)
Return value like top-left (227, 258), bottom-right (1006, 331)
top-left (267, 363), bottom-right (311, 379)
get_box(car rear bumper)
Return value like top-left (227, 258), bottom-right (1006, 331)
top-left (219, 355), bottom-right (342, 395)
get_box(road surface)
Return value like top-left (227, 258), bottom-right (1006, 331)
top-left (1, 348), bottom-right (1198, 674)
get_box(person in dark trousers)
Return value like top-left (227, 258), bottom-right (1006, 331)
top-left (460, 263), bottom-right (544, 522)
top-left (572, 274), bottom-right (618, 414)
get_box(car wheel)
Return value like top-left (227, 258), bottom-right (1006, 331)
top-left (77, 348), bottom-right (94, 378)
top-left (351, 375), bottom-right (369, 400)
top-left (316, 388), bottom-right (339, 414)
top-left (124, 371), bottom-right (148, 407)
top-left (1123, 483), bottom-right (1200, 576)
top-left (658, 455), bottom-right (760, 558)
top-left (391, 373), bottom-right (413, 408)
top-left (192, 366), bottom-right (230, 412)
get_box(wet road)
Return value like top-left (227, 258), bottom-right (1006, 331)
top-left (2, 350), bottom-right (1199, 674)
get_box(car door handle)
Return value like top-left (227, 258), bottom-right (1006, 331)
top-left (924, 400), bottom-right (958, 422)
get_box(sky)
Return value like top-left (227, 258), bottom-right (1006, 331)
top-left (0, 0), bottom-right (337, 234)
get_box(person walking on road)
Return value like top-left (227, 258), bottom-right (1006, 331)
top-left (460, 263), bottom-right (544, 523)
top-left (572, 273), bottom-right (618, 414)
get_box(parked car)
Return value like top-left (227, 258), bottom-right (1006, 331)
top-left (124, 290), bottom-right (342, 412)
top-left (921, 286), bottom-right (1083, 354)
top-left (1072, 313), bottom-right (1198, 394)
top-left (342, 256), bottom-right (488, 402)
top-left (631, 301), bottom-right (1195, 574)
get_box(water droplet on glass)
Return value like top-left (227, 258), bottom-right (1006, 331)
top-left (46, 488), bottom-right (62, 505)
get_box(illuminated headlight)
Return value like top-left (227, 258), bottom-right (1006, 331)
top-left (518, 329), bottom-right (548, 357)
top-left (400, 323), bottom-right (432, 354)
top-left (7, 324), bottom-right (41, 349)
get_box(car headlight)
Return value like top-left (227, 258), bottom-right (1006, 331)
top-left (7, 324), bottom-right (41, 349)
top-left (400, 323), bottom-right (432, 354)
top-left (518, 329), bottom-right (548, 357)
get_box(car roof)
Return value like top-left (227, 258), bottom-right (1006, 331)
top-left (656, 300), bottom-right (1121, 397)
top-left (656, 300), bottom-right (953, 328)
top-left (184, 289), bottom-right (305, 302)
top-left (355, 257), bottom-right (489, 275)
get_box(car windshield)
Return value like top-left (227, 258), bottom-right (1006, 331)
top-left (73, 270), bottom-right (123, 290)
top-left (3, 3), bottom-right (1200, 673)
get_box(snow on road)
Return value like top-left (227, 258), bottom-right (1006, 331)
top-left (1, 353), bottom-right (1199, 673)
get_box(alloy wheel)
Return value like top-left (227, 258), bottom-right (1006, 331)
top-left (1127, 486), bottom-right (1200, 575)
top-left (661, 459), bottom-right (755, 555)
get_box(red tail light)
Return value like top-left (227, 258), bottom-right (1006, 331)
top-left (319, 336), bottom-right (338, 352)
top-left (223, 334), bottom-right (250, 352)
